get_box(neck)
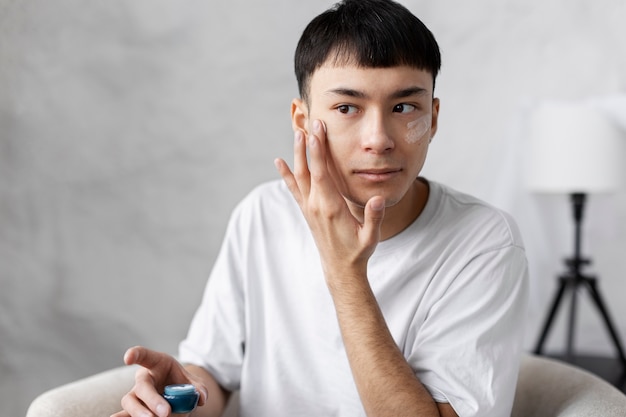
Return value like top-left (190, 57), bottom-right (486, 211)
top-left (384, 178), bottom-right (429, 240)
top-left (348, 179), bottom-right (429, 241)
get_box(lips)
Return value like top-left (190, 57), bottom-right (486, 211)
top-left (353, 168), bottom-right (402, 182)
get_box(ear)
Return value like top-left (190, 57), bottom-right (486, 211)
top-left (429, 98), bottom-right (440, 142)
top-left (291, 98), bottom-right (309, 136)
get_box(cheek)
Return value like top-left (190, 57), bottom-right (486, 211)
top-left (405, 114), bottom-right (432, 144)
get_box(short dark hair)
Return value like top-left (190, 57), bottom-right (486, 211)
top-left (295, 0), bottom-right (442, 101)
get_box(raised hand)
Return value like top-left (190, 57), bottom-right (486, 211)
top-left (274, 120), bottom-right (385, 282)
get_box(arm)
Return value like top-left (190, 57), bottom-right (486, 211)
top-left (328, 267), bottom-right (457, 417)
top-left (275, 121), bottom-right (457, 417)
top-left (111, 346), bottom-right (230, 417)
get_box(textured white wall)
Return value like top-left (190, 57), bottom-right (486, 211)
top-left (1, 1), bottom-right (625, 415)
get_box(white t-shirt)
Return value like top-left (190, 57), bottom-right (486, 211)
top-left (179, 179), bottom-right (529, 417)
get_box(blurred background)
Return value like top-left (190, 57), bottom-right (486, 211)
top-left (1, 0), bottom-right (625, 415)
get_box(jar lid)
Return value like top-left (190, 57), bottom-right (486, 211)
top-left (164, 384), bottom-right (197, 396)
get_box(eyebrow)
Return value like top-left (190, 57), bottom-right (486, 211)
top-left (325, 86), bottom-right (430, 100)
top-left (391, 86), bottom-right (430, 99)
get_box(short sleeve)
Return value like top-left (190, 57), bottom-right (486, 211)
top-left (409, 245), bottom-right (529, 417)
top-left (178, 205), bottom-right (248, 392)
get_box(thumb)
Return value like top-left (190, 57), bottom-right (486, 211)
top-left (362, 196), bottom-right (385, 243)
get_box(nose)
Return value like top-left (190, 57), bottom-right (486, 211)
top-left (360, 111), bottom-right (394, 153)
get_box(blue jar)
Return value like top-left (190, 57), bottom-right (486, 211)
top-left (163, 384), bottom-right (199, 414)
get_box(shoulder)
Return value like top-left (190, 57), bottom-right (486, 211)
top-left (233, 179), bottom-right (296, 214)
top-left (227, 179), bottom-right (302, 232)
top-left (426, 181), bottom-right (525, 250)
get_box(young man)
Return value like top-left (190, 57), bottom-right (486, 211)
top-left (113, 1), bottom-right (528, 416)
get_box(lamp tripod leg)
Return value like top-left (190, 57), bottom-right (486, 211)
top-left (534, 277), bottom-right (569, 355)
top-left (566, 281), bottom-right (578, 361)
top-left (585, 279), bottom-right (626, 369)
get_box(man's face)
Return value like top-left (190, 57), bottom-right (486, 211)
top-left (292, 63), bottom-right (439, 210)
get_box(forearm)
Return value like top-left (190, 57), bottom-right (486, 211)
top-left (328, 272), bottom-right (441, 417)
top-left (186, 365), bottom-right (231, 417)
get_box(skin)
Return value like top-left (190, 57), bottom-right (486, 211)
top-left (111, 346), bottom-right (228, 417)
top-left (113, 63), bottom-right (457, 417)
top-left (274, 63), bottom-right (457, 417)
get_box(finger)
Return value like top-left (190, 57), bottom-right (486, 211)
top-left (125, 346), bottom-right (170, 372)
top-left (307, 120), bottom-right (332, 186)
top-left (275, 130), bottom-right (308, 205)
top-left (126, 347), bottom-right (188, 402)
top-left (292, 129), bottom-right (310, 194)
top-left (194, 384), bottom-right (209, 407)
top-left (131, 377), bottom-right (171, 417)
top-left (110, 411), bottom-right (130, 417)
top-left (275, 158), bottom-right (303, 206)
top-left (362, 196), bottom-right (385, 246)
top-left (120, 389), bottom-right (169, 417)
top-left (124, 345), bottom-right (153, 367)
top-left (188, 380), bottom-right (209, 408)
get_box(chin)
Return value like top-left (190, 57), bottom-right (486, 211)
top-left (345, 192), bottom-right (402, 209)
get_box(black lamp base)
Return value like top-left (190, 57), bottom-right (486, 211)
top-left (533, 193), bottom-right (626, 372)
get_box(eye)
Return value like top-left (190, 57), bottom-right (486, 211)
top-left (393, 103), bottom-right (417, 114)
top-left (336, 104), bottom-right (358, 114)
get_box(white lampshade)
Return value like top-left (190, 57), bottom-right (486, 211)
top-left (526, 101), bottom-right (624, 193)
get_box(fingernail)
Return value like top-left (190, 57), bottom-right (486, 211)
top-left (371, 198), bottom-right (385, 211)
top-left (123, 348), bottom-right (136, 365)
top-left (295, 130), bottom-right (303, 143)
top-left (313, 119), bottom-right (321, 133)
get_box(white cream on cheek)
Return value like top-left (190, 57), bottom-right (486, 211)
top-left (406, 114), bottom-right (431, 144)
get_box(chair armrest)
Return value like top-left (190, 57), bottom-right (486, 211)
top-left (512, 354), bottom-right (626, 417)
top-left (26, 365), bottom-right (137, 417)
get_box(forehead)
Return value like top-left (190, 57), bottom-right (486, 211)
top-left (308, 62), bottom-right (434, 98)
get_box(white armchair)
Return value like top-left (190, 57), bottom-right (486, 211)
top-left (512, 354), bottom-right (626, 416)
top-left (26, 364), bottom-right (240, 417)
top-left (27, 354), bottom-right (626, 417)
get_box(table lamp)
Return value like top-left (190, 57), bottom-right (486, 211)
top-left (525, 101), bottom-right (626, 369)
